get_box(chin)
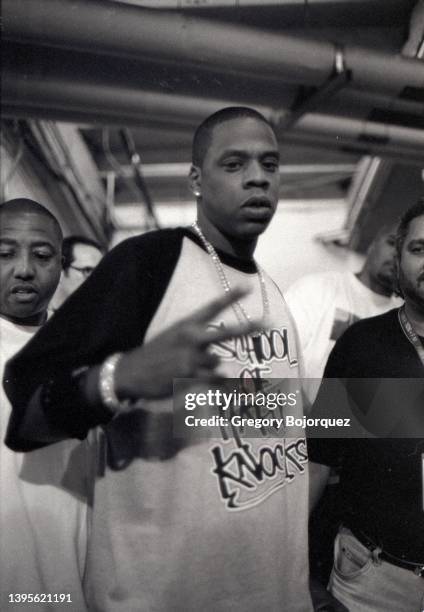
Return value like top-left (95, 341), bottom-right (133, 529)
top-left (239, 222), bottom-right (270, 239)
top-left (16, 309), bottom-right (40, 321)
top-left (377, 274), bottom-right (396, 293)
top-left (403, 287), bottom-right (424, 312)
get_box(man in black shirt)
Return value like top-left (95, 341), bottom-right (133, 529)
top-left (308, 199), bottom-right (424, 611)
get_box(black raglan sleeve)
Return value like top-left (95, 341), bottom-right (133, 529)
top-left (4, 229), bottom-right (183, 451)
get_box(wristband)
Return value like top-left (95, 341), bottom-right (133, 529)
top-left (98, 352), bottom-right (128, 413)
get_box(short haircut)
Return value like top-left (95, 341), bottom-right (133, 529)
top-left (396, 197), bottom-right (424, 259)
top-left (62, 235), bottom-right (104, 270)
top-left (192, 106), bottom-right (275, 168)
top-left (0, 198), bottom-right (63, 243)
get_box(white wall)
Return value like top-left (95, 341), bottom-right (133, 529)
top-left (112, 198), bottom-right (363, 289)
top-left (256, 199), bottom-right (363, 291)
top-left (1, 124), bottom-right (107, 240)
top-left (1, 140), bottom-right (57, 210)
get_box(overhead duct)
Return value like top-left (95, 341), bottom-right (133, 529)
top-left (3, 0), bottom-right (424, 97)
top-left (4, 103), bottom-right (423, 166)
top-left (3, 70), bottom-right (424, 165)
top-left (330, 89), bottom-right (424, 122)
top-left (4, 39), bottom-right (423, 126)
top-left (110, 0), bottom-right (383, 7)
top-left (1, 72), bottom-right (232, 128)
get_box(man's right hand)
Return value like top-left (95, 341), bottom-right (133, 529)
top-left (113, 288), bottom-right (257, 401)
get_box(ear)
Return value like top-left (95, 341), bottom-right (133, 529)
top-left (189, 165), bottom-right (202, 198)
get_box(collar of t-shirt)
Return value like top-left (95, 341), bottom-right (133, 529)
top-left (183, 227), bottom-right (257, 274)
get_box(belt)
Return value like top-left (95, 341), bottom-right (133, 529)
top-left (351, 527), bottom-right (424, 578)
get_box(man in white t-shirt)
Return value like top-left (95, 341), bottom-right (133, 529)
top-left (286, 225), bottom-right (402, 399)
top-left (0, 198), bottom-right (89, 611)
top-left (4, 109), bottom-right (324, 611)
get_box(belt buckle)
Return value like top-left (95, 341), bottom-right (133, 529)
top-left (414, 565), bottom-right (424, 577)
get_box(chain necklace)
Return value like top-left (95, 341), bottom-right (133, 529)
top-left (191, 222), bottom-right (270, 337)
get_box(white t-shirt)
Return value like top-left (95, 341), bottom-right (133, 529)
top-left (85, 237), bottom-right (312, 612)
top-left (0, 316), bottom-right (89, 611)
top-left (286, 271), bottom-right (402, 401)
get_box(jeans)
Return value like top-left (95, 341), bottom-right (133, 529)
top-left (328, 528), bottom-right (424, 612)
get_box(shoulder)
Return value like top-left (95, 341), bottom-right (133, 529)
top-left (285, 271), bottom-right (344, 315)
top-left (324, 308), bottom-right (401, 377)
top-left (286, 270), bottom-right (342, 296)
top-left (90, 228), bottom-right (186, 284)
top-left (106, 228), bottom-right (185, 262)
top-left (337, 308), bottom-right (399, 346)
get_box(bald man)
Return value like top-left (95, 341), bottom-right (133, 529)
top-left (0, 199), bottom-right (89, 611)
top-left (0, 198), bottom-right (62, 324)
top-left (4, 110), bottom-right (315, 611)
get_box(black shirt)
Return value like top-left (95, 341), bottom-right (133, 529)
top-left (308, 308), bottom-right (424, 562)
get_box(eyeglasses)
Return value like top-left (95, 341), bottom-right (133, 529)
top-left (69, 265), bottom-right (95, 278)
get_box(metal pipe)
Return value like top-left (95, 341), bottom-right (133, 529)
top-left (3, 0), bottom-right (424, 95)
top-left (3, 71), bottom-right (424, 164)
top-left (5, 70), bottom-right (424, 150)
top-left (331, 89), bottom-right (424, 119)
top-left (286, 130), bottom-right (424, 165)
top-left (111, 0), bottom-right (374, 7)
top-left (5, 103), bottom-right (424, 164)
top-left (298, 114), bottom-right (424, 150)
top-left (1, 71), bottom-right (236, 127)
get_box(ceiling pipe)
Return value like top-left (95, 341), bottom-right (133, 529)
top-left (2, 72), bottom-right (234, 128)
top-left (110, 0), bottom-right (380, 7)
top-left (3, 0), bottom-right (424, 96)
top-left (331, 89), bottom-right (424, 119)
top-left (5, 103), bottom-right (424, 165)
top-left (3, 71), bottom-right (424, 164)
top-left (343, 1), bottom-right (424, 249)
top-left (6, 69), bottom-right (424, 150)
top-left (4, 39), bottom-right (423, 122)
top-left (284, 130), bottom-right (424, 166)
top-left (299, 114), bottom-right (424, 150)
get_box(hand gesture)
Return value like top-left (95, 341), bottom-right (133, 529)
top-left (115, 289), bottom-right (257, 401)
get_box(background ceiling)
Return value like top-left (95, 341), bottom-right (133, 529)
top-left (2, 0), bottom-right (423, 245)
